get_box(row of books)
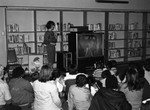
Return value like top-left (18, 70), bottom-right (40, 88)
top-left (9, 43), bottom-right (31, 55)
top-left (8, 34), bottom-right (33, 43)
top-left (128, 48), bottom-right (142, 57)
top-left (109, 49), bottom-right (121, 58)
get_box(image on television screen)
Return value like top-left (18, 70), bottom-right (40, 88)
top-left (78, 33), bottom-right (103, 58)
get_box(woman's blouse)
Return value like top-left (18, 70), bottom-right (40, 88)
top-left (120, 83), bottom-right (143, 110)
top-left (0, 79), bottom-right (11, 105)
top-left (33, 80), bottom-right (62, 110)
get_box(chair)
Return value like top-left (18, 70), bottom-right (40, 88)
top-left (6, 48), bottom-right (21, 75)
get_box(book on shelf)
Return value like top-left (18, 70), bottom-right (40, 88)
top-left (8, 34), bottom-right (24, 43)
top-left (128, 48), bottom-right (142, 57)
top-left (109, 49), bottom-right (121, 58)
top-left (23, 43), bottom-right (31, 54)
top-left (10, 43), bottom-right (31, 55)
top-left (37, 35), bottom-right (44, 42)
top-left (15, 45), bottom-right (23, 55)
top-left (43, 55), bottom-right (48, 64)
top-left (37, 45), bottom-right (47, 54)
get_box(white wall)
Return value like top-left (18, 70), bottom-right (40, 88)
top-left (0, 8), bottom-right (7, 66)
top-left (1, 0), bottom-right (150, 10)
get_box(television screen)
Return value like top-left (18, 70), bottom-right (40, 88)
top-left (78, 33), bottom-right (104, 58)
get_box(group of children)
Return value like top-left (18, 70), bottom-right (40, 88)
top-left (0, 58), bottom-right (150, 110)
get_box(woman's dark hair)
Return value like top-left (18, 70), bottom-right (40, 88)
top-left (12, 66), bottom-right (25, 78)
top-left (126, 66), bottom-right (145, 91)
top-left (46, 20), bottom-right (55, 29)
top-left (76, 74), bottom-right (87, 87)
top-left (38, 65), bottom-right (53, 82)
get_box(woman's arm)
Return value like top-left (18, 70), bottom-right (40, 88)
top-left (50, 84), bottom-right (62, 109)
top-left (67, 87), bottom-right (74, 110)
top-left (4, 83), bottom-right (11, 104)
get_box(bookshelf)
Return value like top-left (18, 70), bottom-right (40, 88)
top-left (6, 10), bottom-right (35, 67)
top-left (107, 12), bottom-right (125, 62)
top-left (127, 12), bottom-right (143, 61)
top-left (5, 7), bottom-right (150, 69)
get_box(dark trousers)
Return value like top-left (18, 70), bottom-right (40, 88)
top-left (0, 105), bottom-right (6, 110)
top-left (2, 104), bottom-right (21, 110)
top-left (46, 45), bottom-right (55, 66)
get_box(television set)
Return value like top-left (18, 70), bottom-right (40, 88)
top-left (68, 32), bottom-right (104, 71)
top-left (95, 0), bottom-right (129, 3)
top-left (78, 33), bottom-right (104, 58)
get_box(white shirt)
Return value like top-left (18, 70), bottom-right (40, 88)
top-left (64, 72), bottom-right (88, 81)
top-left (0, 79), bottom-right (11, 105)
top-left (33, 80), bottom-right (62, 110)
top-left (55, 77), bottom-right (65, 92)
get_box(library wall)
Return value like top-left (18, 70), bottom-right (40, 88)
top-left (1, 0), bottom-right (150, 10)
top-left (0, 8), bottom-right (7, 66)
top-left (0, 0), bottom-right (150, 66)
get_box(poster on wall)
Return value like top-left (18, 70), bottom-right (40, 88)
top-left (29, 55), bottom-right (43, 73)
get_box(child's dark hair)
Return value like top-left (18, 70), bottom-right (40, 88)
top-left (31, 71), bottom-right (39, 82)
top-left (52, 69), bottom-right (66, 80)
top-left (46, 20), bottom-right (55, 29)
top-left (101, 70), bottom-right (111, 79)
top-left (12, 66), bottom-right (25, 78)
top-left (87, 75), bottom-right (96, 91)
top-left (106, 75), bottom-right (118, 89)
top-left (107, 60), bottom-right (117, 70)
top-left (76, 74), bottom-right (87, 87)
top-left (68, 64), bottom-right (78, 75)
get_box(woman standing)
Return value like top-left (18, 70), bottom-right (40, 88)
top-left (43, 20), bottom-right (57, 67)
top-left (120, 65), bottom-right (145, 110)
top-left (33, 65), bottom-right (62, 110)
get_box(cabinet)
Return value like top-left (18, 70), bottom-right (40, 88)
top-left (5, 7), bottom-right (150, 69)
